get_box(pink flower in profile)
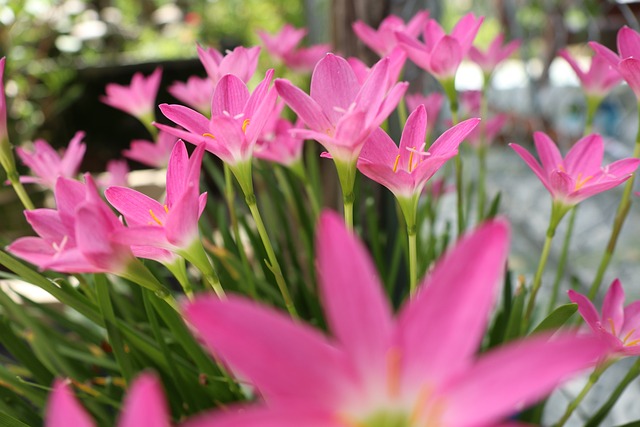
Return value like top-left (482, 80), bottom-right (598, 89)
top-left (590, 26), bottom-right (640, 99)
top-left (352, 11), bottom-right (429, 57)
top-left (557, 49), bottom-right (622, 99)
top-left (46, 373), bottom-right (170, 427)
top-left (468, 33), bottom-right (521, 74)
top-left (358, 105), bottom-right (478, 199)
top-left (405, 92), bottom-right (445, 134)
top-left (569, 279), bottom-right (640, 356)
top-left (467, 114), bottom-right (509, 147)
top-left (397, 13), bottom-right (484, 80)
top-left (168, 76), bottom-right (215, 114)
top-left (510, 132), bottom-right (640, 206)
top-left (275, 54), bottom-right (408, 163)
top-left (97, 159), bottom-right (129, 189)
top-left (258, 24), bottom-right (331, 72)
top-left (183, 212), bottom-right (606, 427)
top-left (156, 70), bottom-right (277, 169)
top-left (101, 68), bottom-right (162, 121)
top-left (8, 174), bottom-right (134, 274)
top-left (16, 131), bottom-right (86, 189)
top-left (106, 141), bottom-right (207, 258)
top-left (123, 131), bottom-right (178, 168)
top-left (197, 45), bottom-right (260, 85)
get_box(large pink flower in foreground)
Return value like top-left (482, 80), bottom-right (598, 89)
top-left (275, 54), bottom-right (407, 163)
top-left (589, 26), bottom-right (640, 99)
top-left (510, 132), bottom-right (640, 206)
top-left (184, 212), bottom-right (606, 427)
top-left (17, 131), bottom-right (86, 189)
top-left (46, 373), bottom-right (170, 427)
top-left (101, 68), bottom-right (162, 121)
top-left (569, 279), bottom-right (640, 356)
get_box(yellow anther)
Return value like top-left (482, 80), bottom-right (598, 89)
top-left (386, 347), bottom-right (402, 398)
top-left (608, 318), bottom-right (617, 335)
top-left (393, 154), bottom-right (401, 173)
top-left (149, 209), bottom-right (163, 226)
top-left (574, 173), bottom-right (593, 190)
top-left (242, 119), bottom-right (251, 133)
top-left (623, 328), bottom-right (637, 344)
top-left (625, 338), bottom-right (640, 347)
top-left (163, 204), bottom-right (169, 213)
top-left (408, 150), bottom-right (415, 173)
top-left (203, 132), bottom-right (216, 139)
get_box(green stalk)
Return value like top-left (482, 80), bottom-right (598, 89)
top-left (408, 231), bottom-right (417, 296)
top-left (397, 98), bottom-right (408, 127)
top-left (588, 105), bottom-right (640, 300)
top-left (179, 241), bottom-right (225, 298)
top-left (524, 201), bottom-right (569, 325)
top-left (554, 359), bottom-right (613, 427)
top-left (585, 358), bottom-right (640, 427)
top-left (289, 159), bottom-right (320, 219)
top-left (476, 144), bottom-right (487, 223)
top-left (442, 78), bottom-right (464, 235)
top-left (584, 95), bottom-right (601, 136)
top-left (164, 258), bottom-right (193, 300)
top-left (547, 205), bottom-right (578, 314)
top-left (334, 159), bottom-right (357, 231)
top-left (6, 171), bottom-right (34, 211)
top-left (245, 193), bottom-right (297, 317)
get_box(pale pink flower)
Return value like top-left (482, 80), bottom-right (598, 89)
top-left (46, 373), bottom-right (171, 427)
top-left (510, 132), bottom-right (640, 206)
top-left (97, 159), bottom-right (129, 189)
top-left (467, 114), bottom-right (509, 147)
top-left (168, 76), bottom-right (215, 114)
top-left (123, 131), bottom-right (178, 168)
top-left (469, 33), bottom-right (521, 74)
top-left (197, 45), bottom-right (260, 85)
top-left (101, 68), bottom-right (162, 120)
top-left (258, 24), bottom-right (331, 72)
top-left (183, 212), bottom-right (606, 427)
top-left (16, 131), bottom-right (86, 189)
top-left (557, 49), bottom-right (622, 99)
top-left (397, 13), bottom-right (484, 80)
top-left (352, 11), bottom-right (429, 57)
top-left (275, 54), bottom-right (408, 163)
top-left (254, 103), bottom-right (305, 167)
top-left (590, 26), bottom-right (640, 99)
top-left (569, 279), bottom-right (640, 356)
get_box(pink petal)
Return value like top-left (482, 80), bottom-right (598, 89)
top-left (398, 105), bottom-right (427, 167)
top-left (212, 75), bottom-right (250, 117)
top-left (441, 333), bottom-right (607, 426)
top-left (316, 212), bottom-right (393, 388)
top-left (352, 21), bottom-right (385, 56)
top-left (75, 205), bottom-right (130, 273)
top-left (510, 143), bottom-right (554, 195)
top-left (618, 57), bottom-right (640, 99)
top-left (428, 117), bottom-right (480, 156)
top-left (396, 32), bottom-right (432, 71)
top-left (422, 20), bottom-right (445, 51)
top-left (165, 140), bottom-right (189, 208)
top-left (111, 226), bottom-right (170, 249)
top-left (275, 79), bottom-right (333, 132)
top-left (159, 104), bottom-right (210, 136)
top-left (451, 13), bottom-right (483, 53)
top-left (564, 134), bottom-right (603, 176)
top-left (602, 279), bottom-right (625, 336)
top-left (183, 295), bottom-right (356, 408)
top-left (7, 237), bottom-right (58, 269)
top-left (118, 373), bottom-right (170, 427)
top-left (165, 188), bottom-right (199, 248)
top-left (59, 131), bottom-right (86, 176)
top-left (618, 26), bottom-right (640, 59)
top-left (54, 177), bottom-right (87, 230)
top-left (397, 220), bottom-right (510, 391)
top-left (429, 36), bottom-right (463, 79)
top-left (354, 57), bottom-right (390, 124)
top-left (310, 54), bottom-right (359, 124)
top-left (568, 289), bottom-right (602, 332)
top-left (549, 170), bottom-right (574, 198)
top-left (46, 380), bottom-right (95, 427)
top-left (183, 405), bottom-right (340, 427)
top-left (532, 131), bottom-right (564, 173)
top-left (588, 41), bottom-right (621, 69)
top-left (24, 209), bottom-right (69, 243)
top-left (372, 81), bottom-right (409, 127)
top-left (358, 128), bottom-right (398, 166)
top-left (105, 187), bottom-right (166, 227)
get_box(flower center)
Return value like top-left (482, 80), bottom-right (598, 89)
top-left (574, 173), bottom-right (593, 190)
top-left (393, 145), bottom-right (430, 173)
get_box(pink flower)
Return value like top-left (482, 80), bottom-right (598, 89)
top-left (8, 174), bottom-right (135, 274)
top-left (397, 13), bottom-right (484, 80)
top-left (197, 45), bottom-right (260, 85)
top-left (405, 92), bottom-right (445, 135)
top-left (156, 70), bottom-right (277, 168)
top-left (254, 103), bottom-right (305, 168)
top-left (352, 11), bottom-right (429, 57)
top-left (467, 113), bottom-right (509, 147)
top-left (106, 141), bottom-right (207, 258)
top-left (510, 132), bottom-right (640, 206)
top-left (97, 159), bottom-right (129, 189)
top-left (468, 33), bottom-right (520, 74)
top-left (183, 212), bottom-right (606, 427)
top-left (347, 47), bottom-right (407, 88)
top-left (123, 131), bottom-right (178, 168)
top-left (569, 279), bottom-right (640, 356)
top-left (101, 68), bottom-right (162, 120)
top-left (46, 373), bottom-right (170, 427)
top-left (275, 54), bottom-right (408, 163)
top-left (358, 105), bottom-right (479, 199)
top-left (16, 131), bottom-right (86, 189)
top-left (590, 26), bottom-right (640, 99)
top-left (557, 49), bottom-right (622, 99)
top-left (258, 24), bottom-right (331, 72)
top-left (168, 76), bottom-right (215, 114)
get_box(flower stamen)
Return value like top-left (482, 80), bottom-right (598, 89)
top-left (242, 119), bottom-right (251, 133)
top-left (622, 328), bottom-right (637, 344)
top-left (574, 173), bottom-right (593, 190)
top-left (393, 154), bottom-right (401, 173)
top-left (203, 133), bottom-right (216, 139)
top-left (149, 209), bottom-right (163, 226)
top-left (607, 317), bottom-right (617, 335)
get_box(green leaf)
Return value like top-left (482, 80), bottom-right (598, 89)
top-left (0, 411), bottom-right (31, 427)
top-left (486, 192), bottom-right (502, 219)
top-left (504, 285), bottom-right (527, 341)
top-left (531, 303), bottom-right (577, 335)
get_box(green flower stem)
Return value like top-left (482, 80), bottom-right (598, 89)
top-left (334, 159), bottom-right (357, 231)
top-left (246, 194), bottom-right (298, 318)
top-left (547, 205), bottom-right (578, 315)
top-left (584, 96), bottom-right (601, 136)
top-left (289, 159), bottom-right (320, 219)
top-left (179, 241), bottom-right (225, 298)
top-left (0, 136), bottom-right (35, 210)
top-left (120, 258), bottom-right (179, 311)
top-left (554, 359), bottom-right (614, 427)
top-left (442, 78), bottom-right (464, 235)
top-left (224, 164), bottom-right (256, 298)
top-left (588, 104), bottom-right (640, 300)
top-left (408, 231), bottom-right (417, 296)
top-left (6, 171), bottom-right (35, 210)
top-left (476, 144), bottom-right (488, 223)
top-left (524, 201), bottom-right (569, 325)
top-left (140, 112), bottom-right (158, 139)
top-left (164, 258), bottom-right (193, 300)
top-left (585, 358), bottom-right (640, 427)
top-left (397, 98), bottom-right (408, 127)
